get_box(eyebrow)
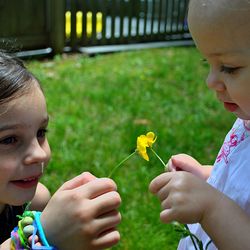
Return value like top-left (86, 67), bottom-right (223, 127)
top-left (209, 49), bottom-right (247, 57)
top-left (209, 52), bottom-right (223, 56)
top-left (0, 116), bottom-right (49, 132)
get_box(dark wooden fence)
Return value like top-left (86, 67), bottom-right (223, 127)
top-left (66, 0), bottom-right (191, 53)
top-left (0, 0), bottom-right (65, 56)
top-left (0, 0), bottom-right (191, 56)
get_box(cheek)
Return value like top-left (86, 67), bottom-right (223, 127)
top-left (231, 81), bottom-right (250, 105)
top-left (225, 78), bottom-right (247, 99)
top-left (0, 160), bottom-right (18, 181)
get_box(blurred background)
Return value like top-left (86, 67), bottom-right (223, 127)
top-left (0, 0), bottom-right (192, 57)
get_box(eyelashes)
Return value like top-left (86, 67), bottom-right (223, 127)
top-left (0, 128), bottom-right (48, 146)
top-left (0, 136), bottom-right (17, 145)
top-left (200, 58), bottom-right (240, 74)
top-left (37, 128), bottom-right (48, 138)
top-left (220, 65), bottom-right (240, 74)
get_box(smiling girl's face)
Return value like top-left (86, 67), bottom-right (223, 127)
top-left (0, 81), bottom-right (51, 210)
top-left (188, 0), bottom-right (250, 119)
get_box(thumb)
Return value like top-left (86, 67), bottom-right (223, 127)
top-left (58, 172), bottom-right (97, 191)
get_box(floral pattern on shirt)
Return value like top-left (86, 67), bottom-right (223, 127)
top-left (216, 120), bottom-right (249, 164)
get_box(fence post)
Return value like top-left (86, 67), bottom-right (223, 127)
top-left (50, 0), bottom-right (66, 54)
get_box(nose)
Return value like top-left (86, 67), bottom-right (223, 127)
top-left (206, 68), bottom-right (226, 92)
top-left (24, 139), bottom-right (49, 166)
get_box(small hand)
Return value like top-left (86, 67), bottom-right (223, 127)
top-left (41, 172), bottom-right (121, 250)
top-left (149, 171), bottom-right (218, 225)
top-left (167, 154), bottom-right (210, 180)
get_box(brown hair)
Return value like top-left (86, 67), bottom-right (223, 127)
top-left (0, 51), bottom-right (39, 105)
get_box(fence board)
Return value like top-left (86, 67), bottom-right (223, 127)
top-left (0, 0), bottom-right (65, 54)
top-left (0, 0), bottom-right (191, 56)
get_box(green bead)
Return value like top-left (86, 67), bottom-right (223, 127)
top-left (21, 216), bottom-right (34, 227)
top-left (23, 225), bottom-right (35, 237)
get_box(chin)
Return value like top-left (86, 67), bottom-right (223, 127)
top-left (10, 191), bottom-right (36, 206)
top-left (234, 112), bottom-right (250, 121)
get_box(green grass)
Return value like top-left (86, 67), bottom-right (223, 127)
top-left (28, 47), bottom-right (235, 250)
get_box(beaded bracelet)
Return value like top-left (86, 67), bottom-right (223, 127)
top-left (10, 210), bottom-right (57, 250)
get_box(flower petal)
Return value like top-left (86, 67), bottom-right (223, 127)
top-left (146, 132), bottom-right (157, 147)
top-left (140, 150), bottom-right (149, 161)
top-left (136, 133), bottom-right (156, 161)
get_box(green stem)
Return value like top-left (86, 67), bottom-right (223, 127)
top-left (108, 151), bottom-right (136, 178)
top-left (150, 148), bottom-right (166, 167)
top-left (205, 240), bottom-right (212, 250)
top-left (184, 225), bottom-right (199, 250)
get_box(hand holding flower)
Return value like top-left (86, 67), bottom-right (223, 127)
top-left (109, 132), bottom-right (211, 250)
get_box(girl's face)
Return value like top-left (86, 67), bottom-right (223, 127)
top-left (188, 1), bottom-right (250, 120)
top-left (0, 82), bottom-right (51, 209)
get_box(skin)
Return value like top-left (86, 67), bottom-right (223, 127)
top-left (0, 82), bottom-right (121, 249)
top-left (0, 81), bottom-right (51, 212)
top-left (166, 154), bottom-right (212, 180)
top-left (189, 0), bottom-right (250, 120)
top-left (149, 0), bottom-right (250, 249)
top-left (30, 182), bottom-right (51, 211)
top-left (41, 172), bottom-right (121, 250)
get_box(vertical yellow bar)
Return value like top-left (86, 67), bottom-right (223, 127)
top-left (96, 12), bottom-right (102, 33)
top-left (76, 11), bottom-right (83, 38)
top-left (65, 11), bottom-right (71, 38)
top-left (87, 11), bottom-right (92, 37)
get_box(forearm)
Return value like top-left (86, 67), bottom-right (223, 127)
top-left (201, 191), bottom-right (250, 250)
top-left (1, 238), bottom-right (11, 249)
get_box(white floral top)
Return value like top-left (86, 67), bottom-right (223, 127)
top-left (177, 118), bottom-right (250, 250)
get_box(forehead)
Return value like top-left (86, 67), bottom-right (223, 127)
top-left (188, 0), bottom-right (250, 54)
top-left (0, 84), bottom-right (47, 123)
top-left (188, 0), bottom-right (250, 29)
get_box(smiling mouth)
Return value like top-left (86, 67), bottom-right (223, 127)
top-left (224, 102), bottom-right (238, 112)
top-left (11, 175), bottom-right (40, 189)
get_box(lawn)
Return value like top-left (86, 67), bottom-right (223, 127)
top-left (28, 47), bottom-right (235, 249)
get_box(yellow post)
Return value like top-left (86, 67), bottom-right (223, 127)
top-left (76, 11), bottom-right (83, 38)
top-left (65, 11), bottom-right (71, 38)
top-left (96, 12), bottom-right (102, 33)
top-left (86, 11), bottom-right (92, 37)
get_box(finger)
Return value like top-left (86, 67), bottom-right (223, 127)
top-left (92, 229), bottom-right (120, 249)
top-left (157, 183), bottom-right (170, 202)
top-left (171, 156), bottom-right (189, 171)
top-left (149, 172), bottom-right (172, 194)
top-left (161, 195), bottom-right (172, 210)
top-left (171, 154), bottom-right (200, 172)
top-left (75, 178), bottom-right (117, 200)
top-left (166, 158), bottom-right (176, 172)
top-left (95, 210), bottom-right (121, 236)
top-left (91, 191), bottom-right (121, 217)
top-left (58, 172), bottom-right (97, 191)
top-left (160, 208), bottom-right (175, 224)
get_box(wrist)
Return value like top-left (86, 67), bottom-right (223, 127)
top-left (10, 210), bottom-right (56, 250)
top-left (40, 211), bottom-right (63, 249)
top-left (199, 187), bottom-right (223, 229)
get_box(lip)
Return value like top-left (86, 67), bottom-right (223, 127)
top-left (223, 102), bottom-right (238, 112)
top-left (11, 174), bottom-right (41, 189)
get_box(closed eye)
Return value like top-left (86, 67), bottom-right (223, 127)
top-left (220, 65), bottom-right (240, 74)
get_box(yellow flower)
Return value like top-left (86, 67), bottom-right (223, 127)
top-left (136, 132), bottom-right (157, 161)
top-left (109, 131), bottom-right (163, 178)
